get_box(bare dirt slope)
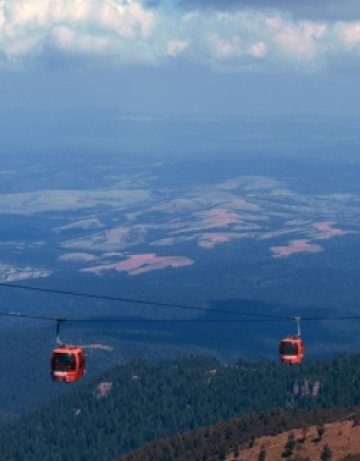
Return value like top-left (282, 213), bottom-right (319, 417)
top-left (228, 420), bottom-right (360, 461)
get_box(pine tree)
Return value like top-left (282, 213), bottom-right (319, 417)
top-left (321, 444), bottom-right (332, 461)
top-left (258, 444), bottom-right (266, 461)
top-left (282, 432), bottom-right (296, 458)
top-left (248, 434), bottom-right (256, 448)
top-left (317, 424), bottom-right (325, 441)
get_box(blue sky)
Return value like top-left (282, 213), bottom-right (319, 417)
top-left (1, 0), bottom-right (360, 116)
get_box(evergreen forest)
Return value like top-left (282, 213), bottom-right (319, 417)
top-left (0, 353), bottom-right (360, 460)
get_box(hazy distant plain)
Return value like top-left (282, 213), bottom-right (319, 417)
top-left (1, 116), bottom-right (360, 356)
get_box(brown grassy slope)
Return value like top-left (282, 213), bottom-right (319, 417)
top-left (228, 420), bottom-right (360, 461)
top-left (117, 407), bottom-right (360, 461)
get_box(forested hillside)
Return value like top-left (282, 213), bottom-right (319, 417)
top-left (1, 354), bottom-right (360, 461)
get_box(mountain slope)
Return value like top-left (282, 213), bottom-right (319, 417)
top-left (234, 419), bottom-right (360, 461)
top-left (117, 408), bottom-right (360, 461)
top-left (1, 354), bottom-right (360, 461)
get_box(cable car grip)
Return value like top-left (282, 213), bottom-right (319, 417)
top-left (293, 316), bottom-right (301, 337)
top-left (55, 317), bottom-right (67, 345)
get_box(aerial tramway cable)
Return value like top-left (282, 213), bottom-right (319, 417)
top-left (1, 311), bottom-right (360, 323)
top-left (0, 311), bottom-right (289, 323)
top-left (1, 281), bottom-right (360, 381)
top-left (0, 281), bottom-right (360, 322)
top-left (0, 281), bottom-right (292, 320)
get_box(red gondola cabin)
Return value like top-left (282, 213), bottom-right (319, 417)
top-left (279, 336), bottom-right (304, 365)
top-left (51, 345), bottom-right (85, 382)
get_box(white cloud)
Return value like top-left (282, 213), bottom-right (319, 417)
top-left (209, 34), bottom-right (243, 59)
top-left (342, 22), bottom-right (360, 45)
top-left (0, 0), bottom-right (156, 62)
top-left (0, 0), bottom-right (359, 71)
top-left (166, 39), bottom-right (189, 56)
top-left (248, 41), bottom-right (266, 57)
top-left (127, 2), bottom-right (154, 37)
top-left (51, 25), bottom-right (112, 54)
top-left (270, 19), bottom-right (327, 60)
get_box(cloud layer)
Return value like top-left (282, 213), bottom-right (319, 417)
top-left (1, 0), bottom-right (360, 72)
top-left (175, 0), bottom-right (360, 21)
